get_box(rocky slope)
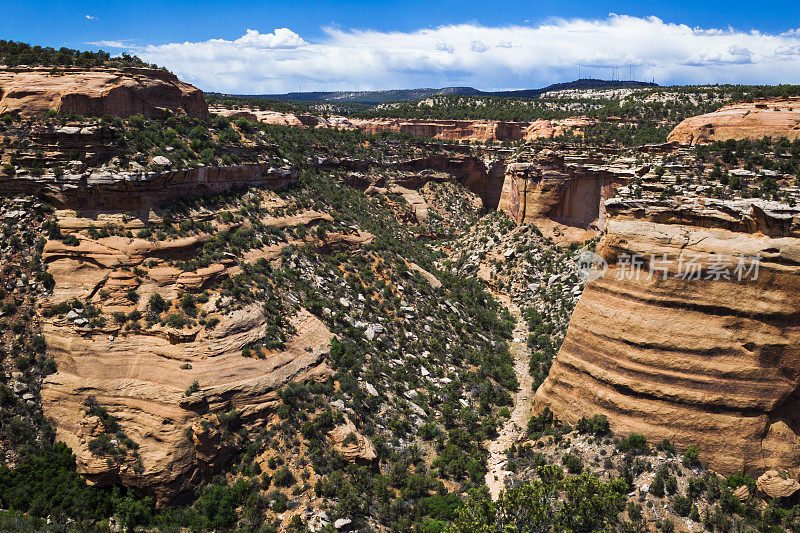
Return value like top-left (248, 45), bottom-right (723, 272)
top-left (668, 98), bottom-right (800, 144)
top-left (39, 203), bottom-right (339, 502)
top-left (534, 195), bottom-right (800, 480)
top-left (0, 67), bottom-right (208, 119)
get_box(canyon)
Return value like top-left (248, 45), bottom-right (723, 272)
top-left (211, 106), bottom-right (594, 143)
top-left (6, 60), bottom-right (800, 530)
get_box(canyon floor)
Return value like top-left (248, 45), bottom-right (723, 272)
top-left (483, 292), bottom-right (533, 500)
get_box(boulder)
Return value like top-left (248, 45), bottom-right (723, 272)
top-left (757, 471), bottom-right (800, 499)
top-left (327, 416), bottom-right (378, 464)
top-left (732, 485), bottom-right (750, 501)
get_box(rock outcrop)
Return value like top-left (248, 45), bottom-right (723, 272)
top-left (534, 196), bottom-right (800, 479)
top-left (0, 67), bottom-right (208, 119)
top-left (326, 416), bottom-right (378, 464)
top-left (668, 98), bottom-right (800, 145)
top-left (210, 106), bottom-right (593, 143)
top-left (496, 150), bottom-right (630, 244)
top-left (0, 162), bottom-right (297, 211)
top-left (757, 470), bottom-right (800, 498)
top-left (39, 215), bottom-right (338, 502)
top-left (42, 307), bottom-right (332, 502)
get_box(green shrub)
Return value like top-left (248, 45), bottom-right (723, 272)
top-left (561, 453), bottom-right (583, 474)
top-left (682, 444), bottom-right (701, 467)
top-left (673, 494), bottom-right (692, 516)
top-left (272, 466), bottom-right (295, 488)
top-left (148, 293), bottom-right (170, 314)
top-left (575, 414), bottom-right (611, 437)
top-left (184, 380), bottom-right (200, 396)
top-left (61, 234), bottom-right (80, 246)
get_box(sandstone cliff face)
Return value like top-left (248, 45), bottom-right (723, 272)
top-left (496, 150), bottom-right (630, 244)
top-left (0, 67), bottom-right (208, 119)
top-left (347, 117), bottom-right (591, 143)
top-left (210, 106), bottom-right (593, 143)
top-left (534, 197), bottom-right (800, 479)
top-left (668, 98), bottom-right (800, 145)
top-left (0, 162), bottom-right (297, 211)
top-left (39, 214), bottom-right (338, 502)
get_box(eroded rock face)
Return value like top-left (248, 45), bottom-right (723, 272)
top-left (210, 106), bottom-right (593, 143)
top-left (38, 211), bottom-right (341, 502)
top-left (668, 98), bottom-right (800, 145)
top-left (757, 470), bottom-right (800, 498)
top-left (327, 416), bottom-right (378, 464)
top-left (534, 197), bottom-right (800, 479)
top-left (0, 67), bottom-right (208, 119)
top-left (1, 162), bottom-right (297, 211)
top-left (496, 150), bottom-right (630, 244)
top-left (42, 307), bottom-right (331, 501)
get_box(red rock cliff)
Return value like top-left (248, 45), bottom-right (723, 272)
top-left (668, 98), bottom-right (800, 145)
top-left (0, 67), bottom-right (209, 119)
top-left (534, 196), bottom-right (800, 479)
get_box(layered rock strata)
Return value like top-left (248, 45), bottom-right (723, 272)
top-left (0, 67), bottom-right (208, 119)
top-left (210, 106), bottom-right (594, 143)
top-left (668, 98), bottom-right (800, 144)
top-left (534, 196), bottom-right (800, 479)
top-left (497, 150), bottom-right (631, 244)
top-left (39, 213), bottom-right (344, 501)
top-left (0, 162), bottom-right (298, 211)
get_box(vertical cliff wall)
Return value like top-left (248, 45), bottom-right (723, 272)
top-left (496, 150), bottom-right (629, 243)
top-left (534, 198), bottom-right (800, 478)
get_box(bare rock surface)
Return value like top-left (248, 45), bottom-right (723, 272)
top-left (757, 470), bottom-right (800, 498)
top-left (210, 106), bottom-right (593, 143)
top-left (42, 305), bottom-right (332, 502)
top-left (534, 196), bottom-right (800, 480)
top-left (497, 149), bottom-right (630, 244)
top-left (326, 416), bottom-right (378, 464)
top-left (37, 208), bottom-right (343, 502)
top-left (0, 67), bottom-right (208, 119)
top-left (668, 98), bottom-right (800, 144)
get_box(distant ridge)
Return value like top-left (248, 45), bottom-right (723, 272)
top-left (489, 79), bottom-right (659, 98)
top-left (237, 79), bottom-right (658, 104)
top-left (240, 87), bottom-right (483, 105)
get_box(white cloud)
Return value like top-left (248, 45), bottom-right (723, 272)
top-left (131, 15), bottom-right (800, 93)
top-left (435, 41), bottom-right (454, 54)
top-left (88, 40), bottom-right (132, 49)
top-left (85, 15), bottom-right (96, 20)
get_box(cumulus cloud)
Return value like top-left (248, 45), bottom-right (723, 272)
top-left (130, 15), bottom-right (800, 93)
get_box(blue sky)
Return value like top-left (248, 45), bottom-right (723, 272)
top-left (3, 1), bottom-right (800, 92)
